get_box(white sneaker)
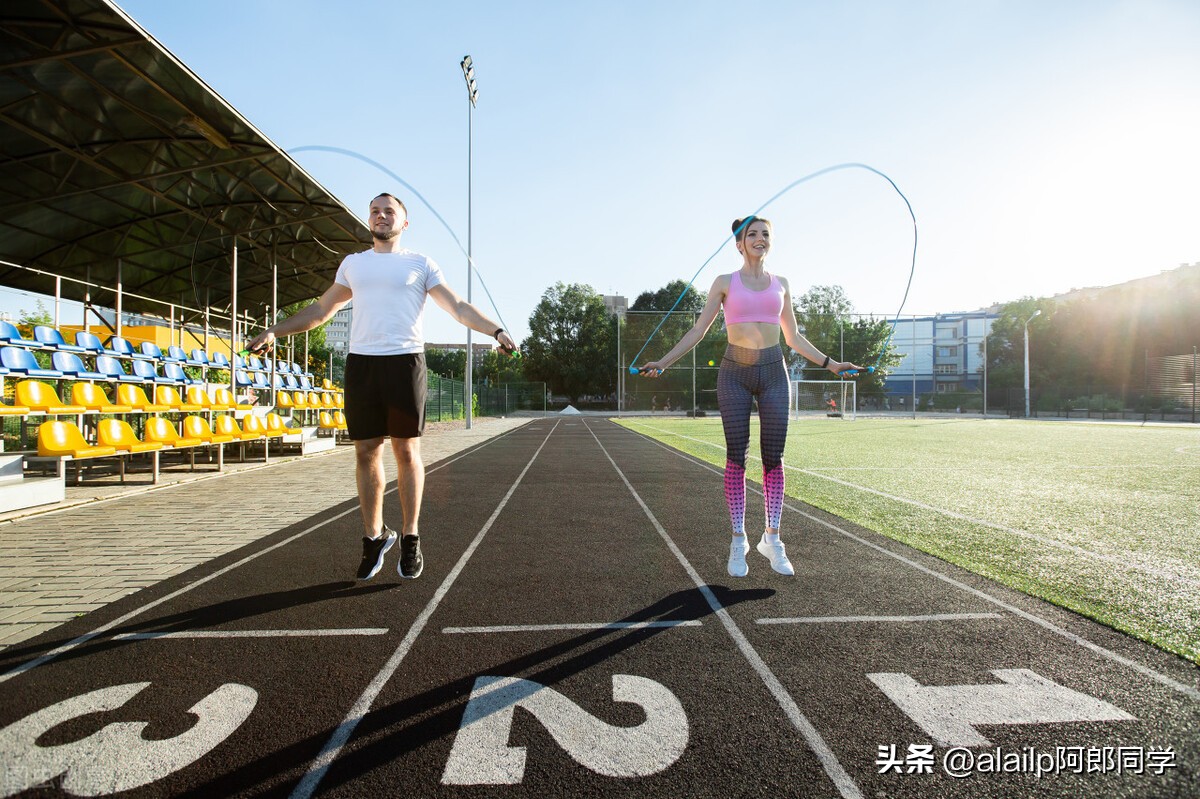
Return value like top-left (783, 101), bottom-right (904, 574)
top-left (727, 536), bottom-right (749, 578)
top-left (757, 535), bottom-right (795, 576)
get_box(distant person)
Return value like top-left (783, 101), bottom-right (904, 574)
top-left (248, 193), bottom-right (517, 582)
top-left (638, 216), bottom-right (862, 578)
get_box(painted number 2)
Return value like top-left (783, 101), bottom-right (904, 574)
top-left (0, 681), bottom-right (257, 797)
top-left (442, 674), bottom-right (688, 785)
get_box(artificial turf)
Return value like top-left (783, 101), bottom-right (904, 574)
top-left (615, 415), bottom-right (1200, 664)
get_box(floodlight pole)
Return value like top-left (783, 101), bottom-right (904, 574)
top-left (1023, 309), bottom-right (1041, 418)
top-left (461, 56), bottom-right (478, 429)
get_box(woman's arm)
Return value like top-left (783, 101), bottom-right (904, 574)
top-left (778, 277), bottom-right (864, 376)
top-left (638, 275), bottom-right (729, 376)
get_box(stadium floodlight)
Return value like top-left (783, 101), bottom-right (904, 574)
top-left (1024, 309), bottom-right (1041, 418)
top-left (461, 55), bottom-right (477, 427)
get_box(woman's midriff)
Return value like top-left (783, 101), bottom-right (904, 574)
top-left (726, 321), bottom-right (781, 350)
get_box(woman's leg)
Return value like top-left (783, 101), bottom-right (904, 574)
top-left (758, 362), bottom-right (791, 533)
top-left (717, 363), bottom-right (754, 536)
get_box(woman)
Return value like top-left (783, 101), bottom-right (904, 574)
top-left (639, 216), bottom-right (862, 578)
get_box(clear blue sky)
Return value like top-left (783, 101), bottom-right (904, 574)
top-left (21, 0), bottom-right (1200, 346)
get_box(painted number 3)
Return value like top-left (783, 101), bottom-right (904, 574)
top-left (442, 674), bottom-right (688, 785)
top-left (0, 682), bottom-right (257, 797)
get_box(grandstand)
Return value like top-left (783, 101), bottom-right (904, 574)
top-left (0, 1), bottom-right (367, 513)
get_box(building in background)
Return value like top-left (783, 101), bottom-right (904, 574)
top-left (883, 311), bottom-right (998, 398)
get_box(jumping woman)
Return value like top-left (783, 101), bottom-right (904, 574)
top-left (639, 216), bottom-right (862, 577)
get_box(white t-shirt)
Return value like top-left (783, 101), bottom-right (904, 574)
top-left (333, 249), bottom-right (446, 355)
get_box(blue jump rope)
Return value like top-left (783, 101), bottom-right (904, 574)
top-left (627, 163), bottom-right (918, 378)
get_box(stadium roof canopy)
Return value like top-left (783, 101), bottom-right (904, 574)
top-left (0, 0), bottom-right (368, 330)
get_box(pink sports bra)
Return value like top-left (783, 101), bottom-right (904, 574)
top-left (723, 271), bottom-right (785, 325)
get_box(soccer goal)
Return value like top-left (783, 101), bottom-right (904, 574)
top-left (791, 379), bottom-right (856, 420)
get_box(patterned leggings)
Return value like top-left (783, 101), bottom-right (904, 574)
top-left (717, 344), bottom-right (789, 534)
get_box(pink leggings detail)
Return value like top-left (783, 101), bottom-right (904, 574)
top-left (724, 462), bottom-right (746, 534)
top-left (763, 464), bottom-right (785, 530)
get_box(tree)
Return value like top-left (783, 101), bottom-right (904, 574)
top-left (630, 279), bottom-right (706, 313)
top-left (793, 285), bottom-right (895, 394)
top-left (16, 300), bottom-right (51, 336)
top-left (523, 282), bottom-right (616, 405)
top-left (425, 348), bottom-right (467, 379)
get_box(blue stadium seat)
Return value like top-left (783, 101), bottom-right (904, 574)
top-left (298, 374), bottom-right (314, 390)
top-left (189, 349), bottom-right (212, 368)
top-left (250, 370), bottom-right (271, 390)
top-left (95, 355), bottom-right (145, 383)
top-left (275, 360), bottom-right (291, 374)
top-left (51, 351), bottom-right (106, 380)
top-left (107, 336), bottom-right (153, 360)
top-left (169, 346), bottom-right (204, 366)
top-left (245, 354), bottom-right (267, 373)
top-left (74, 330), bottom-right (111, 355)
top-left (140, 341), bottom-right (166, 361)
top-left (0, 321), bottom-right (41, 348)
top-left (34, 326), bottom-right (88, 353)
top-left (284, 373), bottom-right (300, 390)
top-left (0, 346), bottom-right (63, 378)
top-left (210, 352), bottom-right (231, 369)
top-left (162, 362), bottom-right (198, 385)
top-left (130, 359), bottom-right (172, 384)
top-left (233, 369), bottom-right (253, 388)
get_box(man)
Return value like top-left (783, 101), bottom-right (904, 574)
top-left (247, 193), bottom-right (517, 580)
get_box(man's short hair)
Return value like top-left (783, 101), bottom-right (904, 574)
top-left (372, 192), bottom-right (408, 217)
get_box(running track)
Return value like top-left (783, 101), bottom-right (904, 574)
top-left (1, 418), bottom-right (1196, 798)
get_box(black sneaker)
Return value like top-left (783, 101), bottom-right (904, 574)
top-left (356, 527), bottom-right (396, 580)
top-left (399, 534), bottom-right (423, 579)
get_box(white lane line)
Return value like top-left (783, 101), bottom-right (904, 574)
top-left (113, 629), bottom-right (389, 640)
top-left (290, 420), bottom-right (561, 799)
top-left (584, 421), bottom-right (864, 799)
top-left (0, 424), bottom-right (528, 684)
top-left (626, 426), bottom-right (1200, 703)
top-left (442, 621), bottom-right (703, 634)
top-left (757, 613), bottom-right (1003, 625)
top-left (624, 422), bottom-right (1198, 587)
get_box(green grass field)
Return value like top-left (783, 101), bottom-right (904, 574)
top-left (614, 415), bottom-right (1200, 664)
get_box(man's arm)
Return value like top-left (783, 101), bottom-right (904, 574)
top-left (248, 282), bottom-right (352, 353)
top-left (428, 282), bottom-right (518, 352)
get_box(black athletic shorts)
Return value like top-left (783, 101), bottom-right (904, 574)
top-left (343, 352), bottom-right (427, 440)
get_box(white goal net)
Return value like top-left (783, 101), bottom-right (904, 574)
top-left (791, 380), bottom-right (856, 420)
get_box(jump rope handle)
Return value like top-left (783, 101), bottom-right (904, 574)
top-left (838, 365), bottom-right (875, 378)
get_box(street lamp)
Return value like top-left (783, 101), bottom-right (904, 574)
top-left (1023, 309), bottom-right (1041, 418)
top-left (460, 55), bottom-right (478, 428)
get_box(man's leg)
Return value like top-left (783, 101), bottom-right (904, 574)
top-left (355, 436), bottom-right (388, 536)
top-left (393, 436), bottom-right (425, 579)
top-left (391, 436), bottom-right (424, 536)
top-left (354, 436), bottom-right (396, 580)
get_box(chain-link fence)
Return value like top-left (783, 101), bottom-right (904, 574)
top-left (426, 374), bottom-right (547, 422)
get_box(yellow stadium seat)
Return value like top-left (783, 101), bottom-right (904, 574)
top-left (213, 387), bottom-right (253, 411)
top-left (182, 415), bottom-right (236, 445)
top-left (240, 414), bottom-right (269, 439)
top-left (275, 391), bottom-right (295, 410)
top-left (96, 419), bottom-right (163, 453)
top-left (333, 410), bottom-right (348, 431)
top-left (291, 390), bottom-right (309, 410)
top-left (321, 392), bottom-right (336, 409)
top-left (0, 402), bottom-right (31, 416)
top-left (71, 383), bottom-right (132, 414)
top-left (155, 385), bottom-right (202, 412)
top-left (16, 381), bottom-right (87, 414)
top-left (306, 391), bottom-right (321, 409)
top-left (263, 413), bottom-right (289, 437)
top-left (116, 383), bottom-right (168, 413)
top-left (37, 420), bottom-right (117, 459)
top-left (213, 415), bottom-right (259, 441)
top-left (143, 417), bottom-right (202, 448)
top-left (322, 378), bottom-right (333, 390)
top-left (318, 411), bottom-right (338, 430)
top-left (334, 392), bottom-right (344, 408)
top-left (185, 386), bottom-right (214, 411)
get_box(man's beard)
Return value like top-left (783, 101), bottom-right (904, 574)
top-left (372, 227), bottom-right (400, 242)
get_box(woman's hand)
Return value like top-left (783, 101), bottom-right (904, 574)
top-left (828, 360), bottom-right (865, 377)
top-left (637, 360), bottom-right (667, 377)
